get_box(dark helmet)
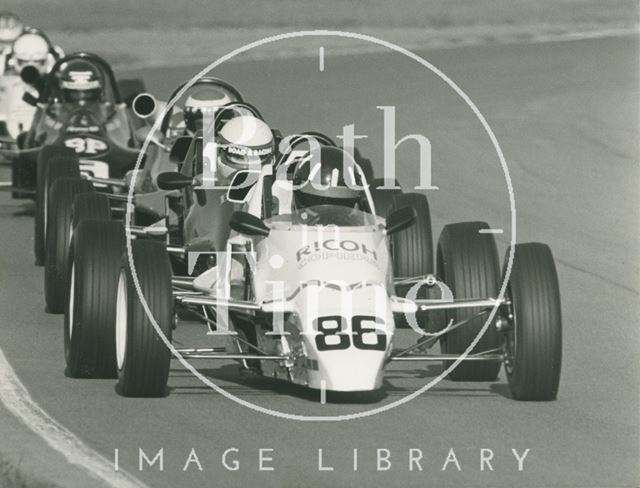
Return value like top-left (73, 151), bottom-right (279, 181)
top-left (292, 146), bottom-right (364, 209)
top-left (183, 87), bottom-right (235, 133)
top-left (59, 59), bottom-right (103, 104)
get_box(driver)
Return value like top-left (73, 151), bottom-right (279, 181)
top-left (190, 113), bottom-right (275, 252)
top-left (4, 32), bottom-right (50, 77)
top-left (183, 87), bottom-right (236, 134)
top-left (59, 59), bottom-right (104, 105)
top-left (0, 12), bottom-right (24, 51)
top-left (215, 114), bottom-right (274, 181)
top-left (291, 145), bottom-right (364, 222)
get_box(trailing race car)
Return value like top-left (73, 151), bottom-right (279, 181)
top-left (40, 77), bottom-right (249, 314)
top-left (0, 29), bottom-right (64, 153)
top-left (63, 137), bottom-right (562, 402)
top-left (0, 52), bottom-right (152, 268)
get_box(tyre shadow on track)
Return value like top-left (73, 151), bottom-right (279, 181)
top-left (0, 201), bottom-right (34, 217)
top-left (168, 364), bottom-right (388, 404)
top-left (168, 364), bottom-right (512, 402)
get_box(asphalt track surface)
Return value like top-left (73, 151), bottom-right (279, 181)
top-left (0, 35), bottom-right (638, 487)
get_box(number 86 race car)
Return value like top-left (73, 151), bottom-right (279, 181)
top-left (63, 138), bottom-right (562, 402)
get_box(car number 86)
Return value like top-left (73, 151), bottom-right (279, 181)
top-left (314, 315), bottom-right (387, 351)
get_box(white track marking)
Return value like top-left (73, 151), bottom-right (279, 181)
top-left (478, 228), bottom-right (504, 234)
top-left (0, 347), bottom-right (149, 488)
top-left (319, 46), bottom-right (325, 71)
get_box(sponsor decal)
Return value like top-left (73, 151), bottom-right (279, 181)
top-left (64, 136), bottom-right (109, 156)
top-left (296, 239), bottom-right (377, 267)
top-left (61, 71), bottom-right (101, 90)
top-left (66, 125), bottom-right (100, 133)
top-left (226, 144), bottom-right (272, 157)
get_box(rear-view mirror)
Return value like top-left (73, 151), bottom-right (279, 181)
top-left (156, 172), bottom-right (193, 190)
top-left (230, 211), bottom-right (270, 237)
top-left (226, 170), bottom-right (260, 203)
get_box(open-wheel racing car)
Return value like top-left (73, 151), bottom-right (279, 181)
top-left (40, 77), bottom-right (248, 316)
top-left (64, 133), bottom-right (562, 402)
top-left (0, 52), bottom-right (153, 267)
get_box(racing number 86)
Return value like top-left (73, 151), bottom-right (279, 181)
top-left (314, 315), bottom-right (387, 351)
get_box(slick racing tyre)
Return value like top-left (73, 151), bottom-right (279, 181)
top-left (388, 193), bottom-right (435, 330)
top-left (502, 243), bottom-right (562, 401)
top-left (369, 178), bottom-right (402, 218)
top-left (116, 239), bottom-right (173, 397)
top-left (44, 178), bottom-right (94, 313)
top-left (437, 221), bottom-right (502, 381)
top-left (65, 220), bottom-right (125, 378)
top-left (72, 192), bottom-right (111, 229)
top-left (34, 148), bottom-right (79, 265)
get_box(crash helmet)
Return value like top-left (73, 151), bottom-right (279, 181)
top-left (216, 115), bottom-right (274, 179)
top-left (59, 59), bottom-right (103, 104)
top-left (0, 12), bottom-right (23, 46)
top-left (183, 87), bottom-right (234, 133)
top-left (292, 145), bottom-right (364, 209)
top-left (12, 32), bottom-right (49, 74)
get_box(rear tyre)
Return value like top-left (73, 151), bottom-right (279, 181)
top-left (65, 221), bottom-right (125, 378)
top-left (34, 149), bottom-right (79, 265)
top-left (116, 239), bottom-right (173, 397)
top-left (388, 193), bottom-right (435, 330)
top-left (44, 178), bottom-right (94, 313)
top-left (72, 192), bottom-right (111, 229)
top-left (503, 243), bottom-right (562, 401)
top-left (437, 221), bottom-right (502, 381)
top-left (369, 178), bottom-right (402, 218)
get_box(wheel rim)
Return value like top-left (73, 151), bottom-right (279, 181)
top-left (68, 262), bottom-right (75, 338)
top-left (115, 270), bottom-right (128, 371)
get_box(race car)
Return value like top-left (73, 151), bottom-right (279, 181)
top-left (63, 136), bottom-right (562, 402)
top-left (0, 52), bottom-right (152, 266)
top-left (40, 78), bottom-right (248, 315)
top-left (0, 29), bottom-right (64, 152)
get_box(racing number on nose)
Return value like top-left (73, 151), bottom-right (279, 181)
top-left (314, 315), bottom-right (387, 351)
top-left (64, 136), bottom-right (108, 155)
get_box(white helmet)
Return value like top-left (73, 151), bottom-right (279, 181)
top-left (0, 13), bottom-right (23, 45)
top-left (12, 33), bottom-right (49, 74)
top-left (216, 115), bottom-right (274, 179)
top-left (183, 87), bottom-right (233, 133)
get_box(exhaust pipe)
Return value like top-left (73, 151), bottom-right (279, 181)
top-left (132, 93), bottom-right (157, 119)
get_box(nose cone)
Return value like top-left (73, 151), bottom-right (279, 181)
top-left (308, 349), bottom-right (387, 392)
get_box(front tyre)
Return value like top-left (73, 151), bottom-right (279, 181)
top-left (503, 243), bottom-right (562, 401)
top-left (44, 178), bottom-right (94, 313)
top-left (388, 193), bottom-right (435, 330)
top-left (34, 148), bottom-right (79, 265)
top-left (65, 220), bottom-right (125, 378)
top-left (116, 239), bottom-right (173, 398)
top-left (437, 221), bottom-right (502, 381)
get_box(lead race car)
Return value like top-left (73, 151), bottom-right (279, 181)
top-left (65, 131), bottom-right (562, 402)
